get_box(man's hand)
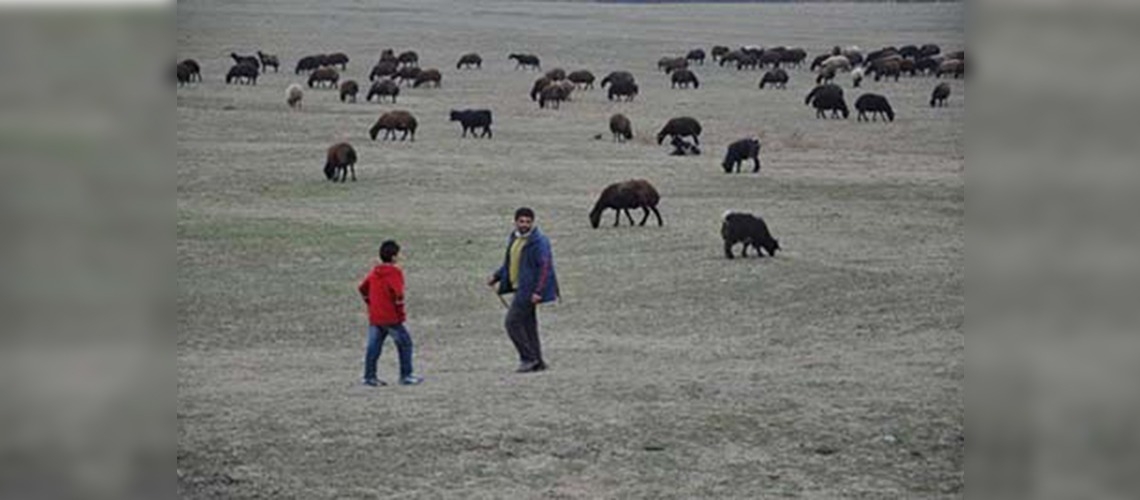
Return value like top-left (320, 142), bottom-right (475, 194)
top-left (531, 293), bottom-right (541, 304)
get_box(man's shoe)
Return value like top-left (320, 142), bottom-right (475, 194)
top-left (363, 379), bottom-right (387, 387)
top-left (399, 375), bottom-right (424, 386)
top-left (516, 362), bottom-right (541, 373)
top-left (533, 361), bottom-right (547, 372)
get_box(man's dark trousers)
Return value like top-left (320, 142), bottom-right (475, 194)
top-left (505, 297), bottom-right (543, 366)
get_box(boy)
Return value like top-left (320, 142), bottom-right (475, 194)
top-left (358, 240), bottom-right (423, 386)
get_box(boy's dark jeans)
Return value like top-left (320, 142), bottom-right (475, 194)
top-left (363, 324), bottom-right (414, 381)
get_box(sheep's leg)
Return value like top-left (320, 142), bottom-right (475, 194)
top-left (613, 210), bottom-right (620, 227)
top-left (724, 241), bottom-right (735, 259)
top-left (350, 164), bottom-right (356, 182)
top-left (485, 127), bottom-right (492, 139)
top-left (752, 156), bottom-right (761, 173)
top-left (624, 209), bottom-right (635, 226)
top-left (652, 206), bottom-right (663, 226)
top-left (639, 207), bottom-right (650, 226)
top-left (692, 135), bottom-right (700, 146)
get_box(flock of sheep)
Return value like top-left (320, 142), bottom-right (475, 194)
top-left (176, 42), bottom-right (962, 258)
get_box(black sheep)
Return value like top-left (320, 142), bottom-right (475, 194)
top-left (589, 179), bottom-right (662, 228)
top-left (325, 52), bottom-right (350, 70)
top-left (567, 70), bottom-right (595, 89)
top-left (225, 63), bottom-right (258, 85)
top-left (721, 211), bottom-right (780, 259)
top-left (759, 68), bottom-right (788, 89)
top-left (600, 71), bottom-right (634, 89)
top-left (722, 138), bottom-right (761, 173)
top-left (397, 51), bottom-right (419, 67)
top-left (257, 51), bottom-right (279, 72)
top-left (805, 84), bottom-right (848, 119)
top-left (545, 68), bottom-right (567, 81)
top-left (176, 63), bottom-right (192, 86)
top-left (609, 114), bottom-right (632, 142)
top-left (340, 80), bottom-right (359, 102)
top-left (656, 116), bottom-right (702, 146)
top-left (450, 109), bottom-right (493, 138)
top-left (231, 52), bottom-right (259, 71)
top-left (324, 142), bottom-right (358, 182)
top-left (539, 83), bottom-right (571, 109)
top-left (308, 67), bottom-right (339, 88)
top-left (686, 49), bottom-right (706, 65)
top-left (413, 68), bottom-right (442, 88)
top-left (178, 59), bottom-right (201, 81)
top-left (395, 66), bottom-right (422, 86)
top-left (930, 82), bottom-right (950, 107)
top-left (370, 61), bottom-right (398, 81)
top-left (457, 53), bottom-right (482, 69)
top-left (607, 80), bottom-right (638, 101)
top-left (295, 54), bottom-right (324, 74)
top-left (670, 69), bottom-right (699, 89)
top-left (366, 79), bottom-right (400, 103)
top-left (855, 93), bottom-right (895, 122)
top-left (710, 45), bottom-right (730, 62)
top-left (509, 53), bottom-right (541, 70)
top-left (781, 48), bottom-right (807, 67)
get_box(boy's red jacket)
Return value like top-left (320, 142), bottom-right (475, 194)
top-left (358, 263), bottom-right (406, 325)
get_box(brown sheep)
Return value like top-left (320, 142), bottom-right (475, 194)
top-left (366, 79), bottom-right (400, 103)
top-left (339, 80), bottom-right (359, 102)
top-left (379, 49), bottom-right (397, 64)
top-left (397, 50), bottom-right (418, 67)
top-left (609, 114), bottom-right (632, 142)
top-left (530, 76), bottom-right (553, 101)
top-left (539, 83), bottom-right (571, 109)
top-left (308, 67), bottom-right (339, 88)
top-left (567, 70), bottom-right (595, 89)
top-left (325, 52), bottom-right (349, 70)
top-left (589, 179), bottom-right (662, 228)
top-left (937, 59), bottom-right (964, 79)
top-left (370, 61), bottom-right (398, 81)
top-left (457, 53), bottom-right (482, 69)
top-left (412, 68), bottom-right (442, 88)
top-left (324, 142), bottom-right (357, 182)
top-left (545, 68), bottom-right (567, 81)
top-left (656, 116), bottom-right (702, 145)
top-left (369, 110), bottom-right (417, 141)
top-left (657, 56), bottom-right (688, 74)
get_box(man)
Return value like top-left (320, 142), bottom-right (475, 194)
top-left (487, 207), bottom-right (560, 373)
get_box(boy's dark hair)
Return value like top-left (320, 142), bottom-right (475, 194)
top-left (514, 207), bottom-right (535, 221)
top-left (379, 240), bottom-right (400, 263)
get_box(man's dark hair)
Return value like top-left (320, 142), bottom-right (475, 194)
top-left (379, 240), bottom-right (400, 263)
top-left (514, 207), bottom-right (535, 221)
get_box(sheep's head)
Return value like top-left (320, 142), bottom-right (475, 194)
top-left (588, 207), bottom-right (603, 229)
top-left (762, 238), bottom-right (781, 256)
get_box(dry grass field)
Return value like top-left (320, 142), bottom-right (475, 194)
top-left (178, 0), bottom-right (963, 497)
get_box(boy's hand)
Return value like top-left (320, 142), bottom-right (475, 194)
top-left (531, 293), bottom-right (541, 304)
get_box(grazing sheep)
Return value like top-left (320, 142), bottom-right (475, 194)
top-left (457, 53), bottom-right (482, 69)
top-left (178, 59), bottom-right (201, 81)
top-left (809, 53), bottom-right (830, 71)
top-left (609, 113), bottom-right (632, 142)
top-left (819, 55), bottom-right (852, 74)
top-left (711, 45), bottom-right (730, 62)
top-left (324, 142), bottom-right (357, 182)
top-left (721, 211), bottom-right (780, 259)
top-left (915, 57), bottom-right (940, 75)
top-left (657, 57), bottom-right (688, 74)
top-left (530, 76), bottom-right (553, 101)
top-left (395, 66), bottom-right (422, 86)
top-left (920, 43), bottom-right (942, 58)
top-left (589, 179), bottom-right (662, 228)
top-left (670, 69), bottom-right (699, 89)
top-left (369, 110), bottom-right (417, 141)
top-left (722, 138), bottom-right (762, 173)
top-left (366, 79), bottom-right (400, 103)
top-left (286, 83), bottom-right (304, 108)
top-left (308, 67), bottom-right (339, 88)
top-left (758, 50), bottom-right (783, 69)
top-left (937, 59), bottom-right (964, 79)
top-left (930, 82), bottom-right (951, 107)
top-left (805, 84), bottom-right (848, 119)
top-left (607, 80), bottom-right (638, 101)
top-left (600, 71), bottom-right (634, 88)
top-left (759, 68), bottom-right (788, 89)
top-left (369, 61), bottom-right (398, 81)
top-left (656, 116), bottom-right (702, 145)
top-left (870, 59), bottom-right (902, 82)
top-left (176, 63), bottom-right (192, 86)
top-left (450, 109), bottom-right (493, 138)
top-left (295, 54), bottom-right (325, 74)
top-left (736, 54), bottom-right (759, 71)
top-left (225, 63), bottom-right (258, 85)
top-left (855, 93), bottom-right (895, 122)
top-left (412, 68), bottom-right (442, 88)
top-left (509, 53), bottom-right (541, 70)
top-left (539, 83), bottom-right (571, 109)
top-left (397, 50), bottom-right (418, 67)
top-left (339, 80), bottom-right (359, 102)
top-left (231, 52), bottom-right (259, 71)
top-left (379, 49), bottom-right (397, 64)
top-left (781, 48), bottom-right (808, 67)
top-left (899, 45), bottom-right (920, 60)
top-left (816, 66), bottom-right (837, 85)
top-left (567, 70), bottom-right (595, 89)
top-left (852, 66), bottom-right (865, 87)
top-left (669, 136), bottom-right (701, 156)
top-left (686, 49), bottom-right (706, 65)
top-left (326, 52), bottom-right (349, 70)
top-left (257, 51), bottom-right (279, 72)
top-left (545, 68), bottom-right (567, 81)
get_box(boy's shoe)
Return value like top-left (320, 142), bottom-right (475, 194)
top-left (363, 379), bottom-right (387, 387)
top-left (398, 375), bottom-right (424, 386)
